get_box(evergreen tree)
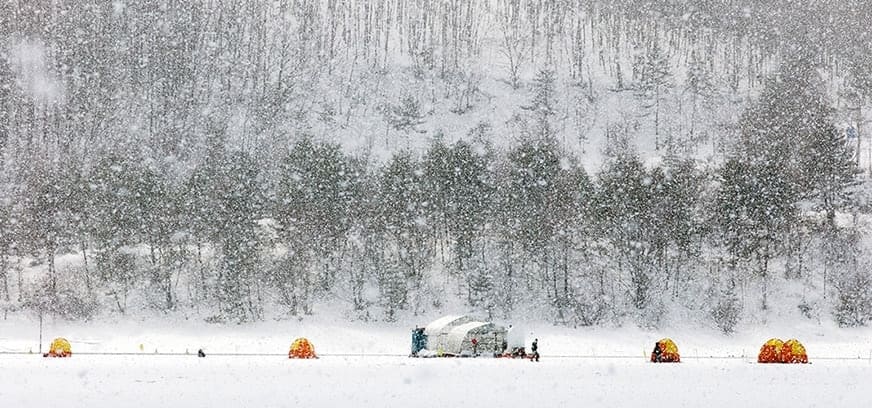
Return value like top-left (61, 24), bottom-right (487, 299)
top-left (711, 281), bottom-right (742, 334)
top-left (653, 158), bottom-right (706, 294)
top-left (550, 157), bottom-right (594, 324)
top-left (713, 157), bottom-right (797, 310)
top-left (212, 151), bottom-right (265, 322)
top-left (834, 270), bottom-right (872, 327)
top-left (0, 199), bottom-right (16, 301)
top-left (423, 138), bottom-right (493, 270)
top-left (88, 154), bottom-right (152, 312)
top-left (830, 226), bottom-right (870, 327)
top-left (634, 41), bottom-right (672, 148)
top-left (135, 166), bottom-right (180, 311)
top-left (595, 153), bottom-right (655, 311)
top-left (89, 155), bottom-right (144, 250)
top-left (180, 161), bottom-right (221, 309)
top-left (422, 136), bottom-right (498, 311)
top-left (18, 162), bottom-right (71, 293)
top-left (522, 68), bottom-right (559, 140)
top-left (498, 136), bottom-right (584, 320)
top-left (384, 95), bottom-right (427, 143)
top-left (184, 143), bottom-right (264, 322)
top-left (739, 54), bottom-right (830, 188)
top-left (421, 137), bottom-right (454, 244)
top-left (684, 48), bottom-right (718, 142)
top-left (181, 125), bottom-right (230, 255)
top-left (0, 52), bottom-right (10, 154)
top-left (275, 138), bottom-right (361, 294)
top-left (801, 118), bottom-right (860, 230)
top-left (733, 55), bottom-right (858, 310)
top-left (376, 151), bottom-right (434, 317)
top-left (499, 137), bottom-right (563, 252)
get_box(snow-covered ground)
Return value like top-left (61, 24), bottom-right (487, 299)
top-left (2, 317), bottom-right (872, 407)
top-left (4, 354), bottom-right (872, 408)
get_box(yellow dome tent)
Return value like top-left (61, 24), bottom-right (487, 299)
top-left (44, 337), bottom-right (72, 358)
top-left (650, 338), bottom-right (680, 363)
top-left (779, 339), bottom-right (808, 364)
top-left (288, 337), bottom-right (317, 359)
top-left (758, 338), bottom-right (784, 363)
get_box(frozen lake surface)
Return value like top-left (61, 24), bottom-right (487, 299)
top-left (3, 354), bottom-right (872, 407)
top-left (3, 317), bottom-right (872, 407)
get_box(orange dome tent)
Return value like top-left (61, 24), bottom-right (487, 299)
top-left (44, 337), bottom-right (72, 358)
top-left (288, 337), bottom-right (317, 359)
top-left (759, 338), bottom-right (808, 363)
top-left (650, 338), bottom-right (680, 363)
top-left (779, 339), bottom-right (808, 364)
top-left (758, 338), bottom-right (783, 363)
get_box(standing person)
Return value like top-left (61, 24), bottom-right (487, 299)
top-left (471, 337), bottom-right (479, 356)
top-left (531, 338), bottom-right (539, 362)
top-left (411, 327), bottom-right (426, 357)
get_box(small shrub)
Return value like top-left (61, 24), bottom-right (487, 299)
top-left (24, 277), bottom-right (99, 321)
top-left (834, 272), bottom-right (872, 327)
top-left (711, 285), bottom-right (741, 334)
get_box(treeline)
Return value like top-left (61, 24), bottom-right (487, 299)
top-left (1, 55), bottom-right (869, 330)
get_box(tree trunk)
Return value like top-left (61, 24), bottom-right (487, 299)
top-left (80, 241), bottom-right (91, 293)
top-left (0, 255), bottom-right (8, 301)
top-left (48, 245), bottom-right (56, 292)
top-left (761, 250), bottom-right (769, 311)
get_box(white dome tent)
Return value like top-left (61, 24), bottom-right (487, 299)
top-left (422, 315), bottom-right (472, 353)
top-left (415, 315), bottom-right (508, 357)
top-left (445, 321), bottom-right (507, 357)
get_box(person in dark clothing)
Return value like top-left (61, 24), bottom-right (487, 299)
top-left (531, 338), bottom-right (539, 362)
top-left (651, 342), bottom-right (662, 363)
top-left (411, 327), bottom-right (426, 357)
top-left (197, 349), bottom-right (206, 358)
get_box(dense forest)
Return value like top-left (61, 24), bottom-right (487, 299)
top-left (1, 0), bottom-right (872, 330)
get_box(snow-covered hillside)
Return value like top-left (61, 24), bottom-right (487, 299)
top-left (2, 1), bottom-right (872, 331)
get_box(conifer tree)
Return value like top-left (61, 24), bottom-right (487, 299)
top-left (634, 41), bottom-right (672, 148)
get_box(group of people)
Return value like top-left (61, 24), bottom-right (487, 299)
top-left (478, 336), bottom-right (539, 361)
